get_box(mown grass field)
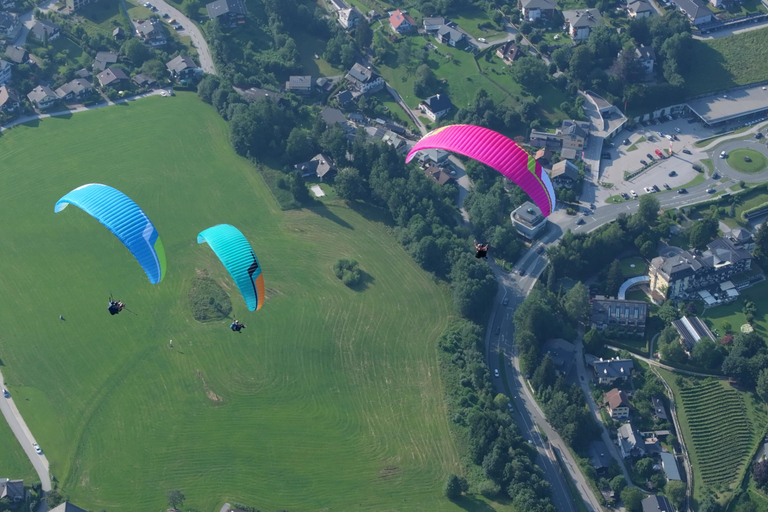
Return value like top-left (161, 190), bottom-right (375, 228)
top-left (0, 412), bottom-right (37, 482)
top-left (657, 371), bottom-right (767, 504)
top-left (620, 257), bottom-right (647, 277)
top-left (682, 27), bottom-right (768, 96)
top-left (0, 93), bottom-right (477, 512)
top-left (703, 279), bottom-right (768, 338)
top-left (450, 7), bottom-right (503, 39)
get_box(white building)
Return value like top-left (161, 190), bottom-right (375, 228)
top-left (511, 201), bottom-right (547, 239)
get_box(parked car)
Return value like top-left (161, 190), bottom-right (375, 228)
top-left (503, 296), bottom-right (510, 305)
top-left (669, 171), bottom-right (677, 177)
top-left (644, 186), bottom-right (652, 193)
top-left (630, 190), bottom-right (638, 198)
top-left (674, 127), bottom-right (681, 133)
top-left (494, 369), bottom-right (500, 377)
top-left (682, 149), bottom-right (692, 155)
top-left (590, 203), bottom-right (596, 209)
top-left (647, 153), bottom-right (655, 160)
top-left (653, 184), bottom-right (660, 191)
top-left (518, 269), bottom-right (525, 276)
top-left (655, 149), bottom-right (664, 158)
top-left (162, 12), bottom-right (169, 18)
top-left (745, 155), bottom-right (752, 162)
top-left (33, 443), bottom-right (42, 455)
top-left (756, 132), bottom-right (764, 139)
top-left (692, 164), bottom-right (703, 172)
top-left (657, 131), bottom-right (664, 137)
top-left (537, 246), bottom-right (545, 254)
top-left (576, 218), bottom-right (585, 225)
top-left (621, 192), bottom-right (629, 199)
top-left (707, 188), bottom-right (716, 193)
top-left (640, 159), bottom-right (648, 166)
top-left (678, 188), bottom-right (688, 194)
top-left (673, 135), bottom-right (679, 141)
top-left (664, 183), bottom-right (671, 190)
top-left (623, 139), bottom-right (630, 145)
top-left (713, 172), bottom-right (720, 179)
top-left (478, 37), bottom-right (487, 43)
top-left (665, 134), bottom-right (673, 140)
top-left (508, 403), bottom-right (514, 412)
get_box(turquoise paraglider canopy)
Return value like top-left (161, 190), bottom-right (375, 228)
top-left (55, 183), bottom-right (167, 284)
top-left (197, 224), bottom-right (265, 311)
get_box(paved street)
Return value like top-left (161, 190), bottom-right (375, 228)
top-left (0, 369), bottom-right (51, 491)
top-left (146, 0), bottom-right (216, 75)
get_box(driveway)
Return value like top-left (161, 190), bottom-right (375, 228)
top-left (386, 83), bottom-right (427, 135)
top-left (144, 0), bottom-right (216, 74)
top-left (0, 369), bottom-right (51, 491)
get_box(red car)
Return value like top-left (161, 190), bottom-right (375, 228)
top-left (655, 149), bottom-right (664, 159)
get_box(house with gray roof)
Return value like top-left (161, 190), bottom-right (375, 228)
top-left (55, 78), bottom-right (93, 101)
top-left (338, 7), bottom-right (361, 29)
top-left (591, 297), bottom-right (648, 335)
top-left (512, 201), bottom-right (547, 239)
top-left (542, 338), bottom-right (575, 376)
top-left (135, 18), bottom-right (167, 46)
top-left (419, 93), bottom-right (453, 121)
top-left (519, 0), bottom-right (558, 21)
top-left (285, 75), bottom-right (313, 96)
top-left (0, 478), bottom-right (24, 504)
top-left (241, 87), bottom-right (287, 107)
top-left (676, 0), bottom-right (713, 25)
top-left (627, 0), bottom-right (652, 17)
top-left (593, 357), bottom-right (633, 385)
top-left (0, 85), bottom-right (20, 112)
top-left (652, 396), bottom-right (668, 421)
top-left (671, 316), bottom-right (716, 353)
top-left (563, 9), bottom-right (602, 40)
top-left (617, 422), bottom-right (644, 458)
top-left (642, 495), bottom-right (675, 512)
top-left (27, 84), bottom-right (58, 109)
top-left (423, 16), bottom-right (447, 31)
top-left (659, 451), bottom-right (681, 481)
top-left (414, 148), bottom-right (450, 165)
top-left (321, 106), bottom-right (346, 126)
top-left (166, 55), bottom-right (199, 80)
top-left (588, 439), bottom-right (612, 474)
top-left (295, 153), bottom-right (336, 180)
top-left (436, 25), bottom-right (466, 46)
top-left (30, 19), bottom-right (60, 41)
top-left (93, 51), bottom-right (117, 72)
top-left (0, 58), bottom-right (10, 87)
top-left (4, 45), bottom-right (28, 65)
top-left (206, 0), bottom-right (247, 26)
top-left (0, 11), bottom-right (21, 41)
top-left (132, 73), bottom-right (157, 87)
top-left (345, 63), bottom-right (384, 95)
top-left (97, 67), bottom-right (128, 88)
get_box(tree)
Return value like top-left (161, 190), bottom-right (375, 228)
top-left (689, 217), bottom-right (718, 248)
top-left (397, 42), bottom-right (412, 68)
top-left (583, 328), bottom-right (604, 353)
top-left (445, 474), bottom-right (463, 500)
top-left (333, 259), bottom-right (362, 286)
top-left (551, 46), bottom-right (572, 72)
top-left (289, 172), bottom-right (312, 204)
top-left (605, 259), bottom-right (623, 297)
top-left (509, 56), bottom-right (549, 90)
top-left (754, 222), bottom-right (768, 261)
top-left (635, 457), bottom-right (655, 479)
top-left (335, 167), bottom-right (366, 200)
top-left (44, 490), bottom-right (64, 509)
top-left (609, 475), bottom-right (627, 494)
top-left (531, 354), bottom-right (557, 392)
top-left (167, 490), bottom-right (185, 510)
top-left (587, 25), bottom-right (622, 68)
top-left (657, 301), bottom-right (678, 324)
top-left (120, 38), bottom-right (151, 66)
top-left (757, 368), bottom-right (768, 403)
top-left (569, 45), bottom-right (594, 82)
top-left (692, 338), bottom-right (722, 369)
top-left (197, 74), bottom-right (221, 104)
top-left (493, 393), bottom-right (510, 410)
top-left (638, 194), bottom-right (660, 225)
top-left (698, 495), bottom-right (723, 512)
top-left (141, 59), bottom-right (167, 80)
top-left (184, 0), bottom-right (201, 17)
top-left (413, 63), bottom-right (438, 98)
top-left (659, 339), bottom-right (685, 364)
top-left (666, 434), bottom-right (677, 446)
top-left (666, 480), bottom-right (685, 509)
top-left (754, 459), bottom-right (768, 488)
top-left (285, 127), bottom-right (317, 163)
top-left (355, 19), bottom-right (373, 50)
top-left (563, 282), bottom-right (590, 323)
top-left (620, 487), bottom-right (644, 512)
top-left (615, 44), bottom-right (646, 84)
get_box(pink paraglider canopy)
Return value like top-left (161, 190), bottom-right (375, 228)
top-left (406, 124), bottom-right (556, 217)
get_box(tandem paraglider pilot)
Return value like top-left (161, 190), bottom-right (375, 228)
top-left (475, 240), bottom-right (489, 259)
top-left (230, 320), bottom-right (245, 333)
top-left (108, 300), bottom-right (125, 315)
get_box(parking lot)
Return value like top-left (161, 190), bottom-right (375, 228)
top-left (595, 116), bottom-right (726, 203)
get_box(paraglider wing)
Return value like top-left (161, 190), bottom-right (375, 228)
top-left (197, 224), bottom-right (264, 311)
top-left (55, 184), bottom-right (167, 284)
top-left (406, 125), bottom-right (556, 217)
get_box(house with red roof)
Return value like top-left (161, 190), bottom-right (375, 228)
top-left (389, 9), bottom-right (416, 33)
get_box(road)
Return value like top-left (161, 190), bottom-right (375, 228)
top-left (386, 83), bottom-right (427, 135)
top-left (144, 0), bottom-right (216, 74)
top-left (0, 369), bottom-right (51, 491)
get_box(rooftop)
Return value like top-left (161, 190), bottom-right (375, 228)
top-left (550, 159), bottom-right (579, 180)
top-left (594, 358), bottom-right (634, 379)
top-left (542, 338), bottom-right (575, 374)
top-left (652, 396), bottom-right (668, 421)
top-left (605, 388), bottom-right (630, 410)
top-left (672, 316), bottom-right (715, 351)
top-left (389, 9), bottom-right (416, 29)
top-left (588, 439), bottom-right (612, 470)
top-left (347, 62), bottom-right (380, 84)
top-left (687, 83), bottom-right (768, 125)
top-left (321, 106), bottom-right (346, 126)
top-left (520, 0), bottom-right (557, 8)
top-left (563, 8), bottom-right (603, 28)
top-left (641, 495), bottom-right (675, 512)
top-left (659, 451), bottom-right (681, 481)
top-left (166, 55), bottom-right (197, 73)
top-left (206, 0), bottom-right (247, 18)
top-left (512, 201), bottom-right (545, 227)
top-left (420, 93), bottom-right (453, 113)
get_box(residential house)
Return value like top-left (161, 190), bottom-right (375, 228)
top-left (75, 68), bottom-right (92, 80)
top-left (423, 16), bottom-right (447, 31)
top-left (0, 58), bottom-right (9, 86)
top-left (382, 129), bottom-right (406, 151)
top-left (0, 11), bottom-right (21, 41)
top-left (93, 51), bottom-right (117, 72)
top-left (27, 84), bottom-right (58, 109)
top-left (617, 422), bottom-right (645, 458)
top-left (636, 45), bottom-right (655, 74)
top-left (659, 452), bottom-right (681, 482)
top-left (321, 106), bottom-right (346, 126)
top-left (66, 0), bottom-right (95, 11)
top-left (542, 338), bottom-right (575, 376)
top-left (728, 227), bottom-right (754, 251)
top-left (338, 7), bottom-right (361, 30)
top-left (335, 89), bottom-right (354, 106)
top-left (4, 45), bottom-right (27, 65)
top-left (588, 440), bottom-right (612, 474)
top-left (389, 9), bottom-right (416, 33)
top-left (30, 19), bottom-right (60, 41)
top-left (414, 148), bottom-right (450, 166)
top-left (132, 73), bottom-right (157, 87)
top-left (0, 478), bottom-right (24, 504)
top-left (424, 165), bottom-right (454, 185)
top-left (518, 0), bottom-right (558, 21)
top-left (671, 316), bottom-right (716, 353)
top-left (496, 41), bottom-right (524, 64)
top-left (652, 397), bottom-right (668, 421)
top-left (329, 0), bottom-right (346, 12)
top-left (648, 237), bottom-right (756, 300)
top-left (315, 76), bottom-right (337, 95)
top-left (529, 119), bottom-right (590, 151)
top-left (641, 495), bottom-right (675, 512)
top-left (55, 78), bottom-right (93, 101)
top-left (436, 25), bottom-right (466, 46)
top-left (549, 160), bottom-right (579, 188)
top-left (113, 26), bottom-right (124, 40)
top-left (295, 153), bottom-right (336, 181)
top-left (166, 55), bottom-right (199, 80)
top-left (535, 148), bottom-right (552, 166)
top-left (97, 67), bottom-right (128, 88)
top-left (345, 63), bottom-right (384, 95)
top-left (419, 93), bottom-right (453, 121)
top-left (285, 75), bottom-right (313, 96)
top-left (206, 0), bottom-right (247, 26)
top-left (0, 85), bottom-right (20, 112)
top-left (49, 503), bottom-right (89, 512)
top-left (605, 388), bottom-right (630, 419)
top-left (562, 9), bottom-right (603, 41)
top-left (676, 0), bottom-right (713, 25)
top-left (591, 296), bottom-right (648, 335)
top-left (593, 357), bottom-right (633, 385)
top-left (627, 0), bottom-right (652, 17)
top-left (241, 87), bottom-right (287, 107)
top-left (511, 201), bottom-right (547, 239)
top-left (1, 0), bottom-right (16, 9)
top-left (135, 19), bottom-right (167, 47)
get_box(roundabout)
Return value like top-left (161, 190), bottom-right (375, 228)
top-left (711, 139), bottom-right (768, 181)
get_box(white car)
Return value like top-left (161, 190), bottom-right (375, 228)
top-left (33, 443), bottom-right (42, 455)
top-left (665, 134), bottom-right (673, 140)
top-left (494, 369), bottom-right (500, 378)
top-left (720, 151), bottom-right (728, 158)
top-left (630, 190), bottom-right (638, 198)
top-left (674, 127), bottom-right (681, 133)
top-left (478, 37), bottom-right (487, 43)
top-left (644, 186), bottom-right (652, 193)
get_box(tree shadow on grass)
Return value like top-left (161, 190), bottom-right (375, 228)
top-left (348, 269), bottom-right (374, 292)
top-left (346, 200), bottom-right (395, 227)
top-left (305, 202), bottom-right (354, 230)
top-left (20, 118), bottom-right (40, 128)
top-left (453, 494), bottom-right (497, 512)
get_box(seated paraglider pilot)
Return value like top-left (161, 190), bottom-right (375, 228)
top-left (108, 300), bottom-right (126, 315)
top-left (230, 320), bottom-right (245, 332)
top-left (475, 240), bottom-right (489, 259)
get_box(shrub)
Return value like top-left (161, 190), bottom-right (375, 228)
top-left (333, 259), bottom-right (362, 287)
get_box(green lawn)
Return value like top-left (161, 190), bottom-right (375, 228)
top-left (373, 91), bottom-right (418, 131)
top-left (75, 0), bottom-right (131, 38)
top-left (727, 148), bottom-right (768, 173)
top-left (0, 93), bottom-right (474, 512)
top-left (626, 144), bottom-right (638, 152)
top-left (0, 414), bottom-right (37, 482)
top-left (711, 0), bottom-right (767, 19)
top-left (682, 27), bottom-right (768, 96)
top-left (620, 256), bottom-right (647, 277)
top-left (291, 30), bottom-right (345, 78)
top-left (656, 371), bottom-right (767, 505)
top-left (702, 279), bottom-right (768, 338)
top-left (450, 7), bottom-right (503, 39)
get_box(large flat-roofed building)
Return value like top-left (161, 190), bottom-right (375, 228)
top-left (671, 315), bottom-right (716, 353)
top-left (688, 84), bottom-right (768, 126)
top-left (659, 451), bottom-right (681, 481)
top-left (591, 296), bottom-right (648, 335)
top-left (511, 201), bottom-right (547, 239)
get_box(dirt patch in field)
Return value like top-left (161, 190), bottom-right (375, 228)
top-left (196, 369), bottom-right (224, 404)
top-left (379, 466), bottom-right (400, 479)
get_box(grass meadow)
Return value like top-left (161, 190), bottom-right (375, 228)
top-left (0, 93), bottom-right (480, 512)
top-left (0, 414), bottom-right (36, 482)
top-left (657, 371), bottom-right (767, 504)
